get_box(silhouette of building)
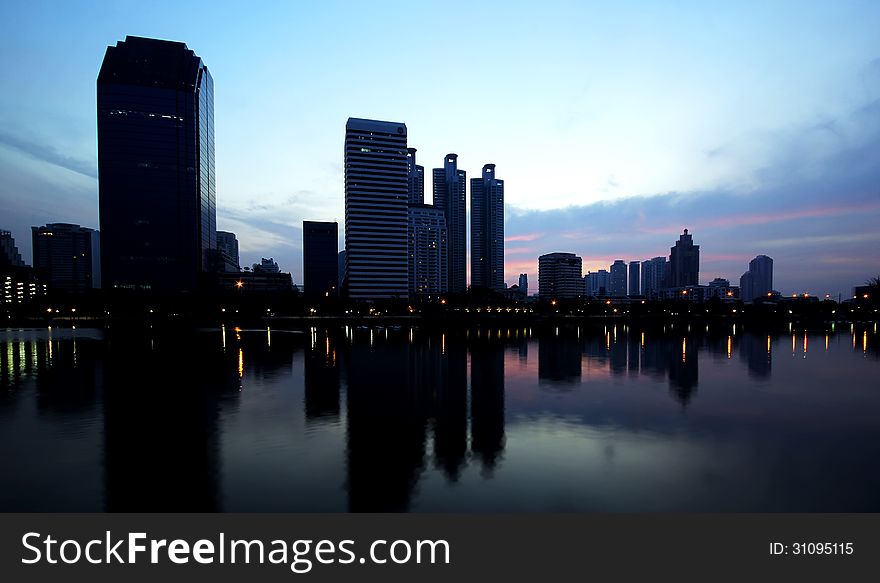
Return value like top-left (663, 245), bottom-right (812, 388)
top-left (406, 148), bottom-right (425, 205)
top-left (337, 250), bottom-right (346, 290)
top-left (642, 256), bottom-right (667, 298)
top-left (97, 36), bottom-right (215, 293)
top-left (584, 269), bottom-right (610, 297)
top-left (470, 164), bottom-right (504, 291)
top-left (252, 258), bottom-right (280, 273)
top-left (407, 204), bottom-right (447, 296)
top-left (0, 230), bottom-right (25, 268)
top-left (303, 221), bottom-right (338, 298)
top-left (518, 273), bottom-right (528, 296)
top-left (32, 223), bottom-right (101, 293)
top-left (344, 118), bottom-right (409, 299)
top-left (539, 252), bottom-right (583, 299)
top-left (432, 154), bottom-right (466, 293)
top-left (609, 260), bottom-right (627, 297)
top-left (216, 231), bottom-right (240, 272)
top-left (628, 260), bottom-right (641, 296)
top-left (740, 255), bottom-right (773, 302)
top-left (669, 229), bottom-right (700, 288)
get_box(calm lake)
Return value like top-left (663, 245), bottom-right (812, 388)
top-left (1, 321), bottom-right (878, 512)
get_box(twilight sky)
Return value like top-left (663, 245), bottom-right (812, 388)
top-left (1, 0), bottom-right (878, 297)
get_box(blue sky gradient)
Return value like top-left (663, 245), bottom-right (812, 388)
top-left (1, 0), bottom-right (878, 296)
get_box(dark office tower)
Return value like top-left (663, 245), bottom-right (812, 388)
top-left (32, 224), bottom-right (101, 292)
top-left (518, 273), bottom-right (528, 296)
top-left (97, 36), bottom-right (215, 293)
top-left (407, 205), bottom-right (448, 296)
top-left (609, 260), bottom-right (627, 296)
top-left (344, 118), bottom-right (409, 299)
top-left (406, 148), bottom-right (424, 205)
top-left (216, 231), bottom-right (240, 272)
top-left (303, 221), bottom-right (339, 298)
top-left (538, 252), bottom-right (582, 299)
top-left (470, 164), bottom-right (504, 291)
top-left (669, 229), bottom-right (700, 288)
top-left (628, 260), bottom-right (641, 296)
top-left (337, 250), bottom-right (346, 290)
top-left (0, 230), bottom-right (25, 268)
top-left (432, 154), bottom-right (466, 293)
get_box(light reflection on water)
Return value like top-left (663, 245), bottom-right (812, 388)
top-left (1, 322), bottom-right (879, 512)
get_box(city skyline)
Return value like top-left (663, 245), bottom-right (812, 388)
top-left (1, 2), bottom-right (879, 297)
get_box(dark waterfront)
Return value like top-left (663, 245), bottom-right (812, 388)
top-left (1, 322), bottom-right (878, 512)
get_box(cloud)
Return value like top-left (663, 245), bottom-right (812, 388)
top-left (0, 129), bottom-right (96, 179)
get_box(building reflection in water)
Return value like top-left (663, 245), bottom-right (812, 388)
top-left (101, 329), bottom-right (240, 512)
top-left (470, 330), bottom-right (506, 474)
top-left (304, 329), bottom-right (340, 424)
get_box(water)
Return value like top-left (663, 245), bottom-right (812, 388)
top-left (1, 322), bottom-right (878, 512)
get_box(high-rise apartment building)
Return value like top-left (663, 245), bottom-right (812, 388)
top-left (584, 269), bottom-right (610, 297)
top-left (303, 221), bottom-right (339, 297)
top-left (97, 36), bottom-right (215, 293)
top-left (609, 260), bottom-right (627, 297)
top-left (0, 230), bottom-right (25, 269)
top-left (740, 255), bottom-right (773, 302)
top-left (669, 229), bottom-right (700, 288)
top-left (518, 273), bottom-right (528, 296)
top-left (642, 256), bottom-right (667, 298)
top-left (538, 253), bottom-right (582, 299)
top-left (470, 164), bottom-right (504, 291)
top-left (32, 223), bottom-right (101, 292)
top-left (344, 118), bottom-right (409, 299)
top-left (407, 205), bottom-right (448, 296)
top-left (628, 260), bottom-right (641, 296)
top-left (432, 154), bottom-right (466, 293)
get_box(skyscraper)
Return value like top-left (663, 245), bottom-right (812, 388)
top-left (344, 118), bottom-right (409, 299)
top-left (584, 269), bottom-right (610, 297)
top-left (628, 260), bottom-right (641, 296)
top-left (470, 164), bottom-right (504, 291)
top-left (303, 221), bottom-right (339, 297)
top-left (97, 36), bottom-right (215, 293)
top-left (518, 273), bottom-right (528, 296)
top-left (32, 223), bottom-right (101, 293)
top-left (216, 231), bottom-right (240, 272)
top-left (669, 229), bottom-right (700, 288)
top-left (432, 154), bottom-right (466, 293)
top-left (642, 256), bottom-right (667, 298)
top-left (406, 148), bottom-right (424, 205)
top-left (741, 255), bottom-right (773, 302)
top-left (609, 260), bottom-right (627, 297)
top-left (407, 205), bottom-right (448, 296)
top-left (538, 253), bottom-right (582, 299)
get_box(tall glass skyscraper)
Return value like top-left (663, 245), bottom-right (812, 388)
top-left (432, 154), bottom-right (466, 293)
top-left (97, 36), bottom-right (215, 293)
top-left (344, 118), bottom-right (409, 299)
top-left (470, 164), bottom-right (504, 291)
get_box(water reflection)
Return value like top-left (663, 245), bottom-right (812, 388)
top-left (1, 321), bottom-right (879, 512)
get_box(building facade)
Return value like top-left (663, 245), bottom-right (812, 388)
top-left (641, 256), bottom-right (667, 298)
top-left (344, 118), bottom-right (409, 299)
top-left (216, 231), bottom-right (240, 272)
top-left (740, 255), bottom-right (773, 302)
top-left (609, 260), bottom-right (627, 297)
top-left (303, 221), bottom-right (339, 298)
top-left (628, 260), bottom-right (641, 296)
top-left (407, 204), bottom-right (448, 297)
top-left (97, 36), bottom-right (215, 293)
top-left (584, 269), bottom-right (610, 297)
top-left (470, 164), bottom-right (504, 291)
top-left (406, 148), bottom-right (424, 205)
top-left (32, 223), bottom-right (101, 293)
top-left (538, 253), bottom-right (583, 299)
top-left (669, 229), bottom-right (700, 288)
top-left (0, 230), bottom-right (25, 269)
top-left (518, 273), bottom-right (528, 296)
top-left (432, 154), bottom-right (466, 293)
